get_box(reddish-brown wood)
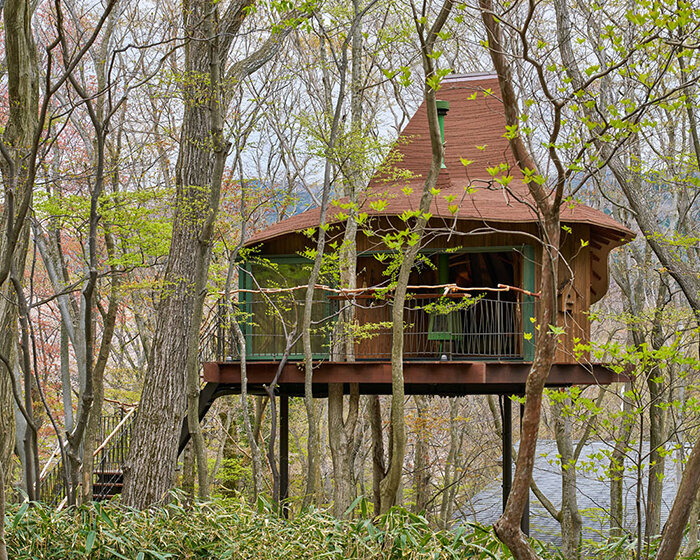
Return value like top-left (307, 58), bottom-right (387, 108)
top-left (203, 360), bottom-right (626, 396)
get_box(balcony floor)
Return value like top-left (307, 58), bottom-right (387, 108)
top-left (202, 360), bottom-right (625, 397)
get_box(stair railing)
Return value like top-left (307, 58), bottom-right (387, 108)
top-left (92, 408), bottom-right (136, 500)
top-left (38, 407), bottom-right (136, 506)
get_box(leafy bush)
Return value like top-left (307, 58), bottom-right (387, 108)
top-left (6, 496), bottom-right (664, 559)
top-left (5, 496), bottom-right (516, 559)
top-left (216, 458), bottom-right (252, 497)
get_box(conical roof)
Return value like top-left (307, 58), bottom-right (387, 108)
top-left (247, 73), bottom-right (633, 247)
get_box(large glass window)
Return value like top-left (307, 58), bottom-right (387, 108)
top-left (244, 261), bottom-right (335, 358)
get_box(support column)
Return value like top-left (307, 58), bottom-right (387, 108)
top-left (280, 393), bottom-right (289, 518)
top-left (520, 400), bottom-right (530, 536)
top-left (501, 395), bottom-right (512, 512)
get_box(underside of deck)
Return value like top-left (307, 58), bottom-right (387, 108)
top-left (202, 360), bottom-right (624, 397)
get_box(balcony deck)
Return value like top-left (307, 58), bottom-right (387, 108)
top-left (202, 360), bottom-right (625, 397)
top-left (203, 288), bottom-right (625, 397)
top-left (210, 291), bottom-right (540, 362)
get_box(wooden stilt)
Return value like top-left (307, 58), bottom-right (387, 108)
top-left (502, 395), bottom-right (512, 512)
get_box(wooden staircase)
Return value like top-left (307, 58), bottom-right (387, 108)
top-left (93, 470), bottom-right (124, 500)
top-left (39, 407), bottom-right (135, 505)
top-left (39, 385), bottom-right (225, 505)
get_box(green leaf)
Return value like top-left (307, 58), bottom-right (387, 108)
top-left (12, 502), bottom-right (29, 528)
top-left (344, 495), bottom-right (365, 517)
top-left (369, 200), bottom-right (387, 212)
top-left (104, 548), bottom-right (129, 560)
top-left (146, 550), bottom-right (173, 560)
top-left (85, 530), bottom-right (97, 554)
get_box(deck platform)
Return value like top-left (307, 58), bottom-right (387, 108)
top-left (202, 360), bottom-right (625, 397)
top-left (185, 359), bottom-right (626, 524)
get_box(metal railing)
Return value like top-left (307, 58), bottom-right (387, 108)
top-left (207, 290), bottom-right (536, 362)
top-left (38, 409), bottom-right (135, 505)
top-left (40, 457), bottom-right (68, 505)
top-left (92, 410), bottom-right (134, 500)
top-left (351, 293), bottom-right (530, 360)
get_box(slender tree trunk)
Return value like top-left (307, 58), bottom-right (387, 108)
top-left (610, 385), bottom-right (634, 538)
top-left (646, 288), bottom-right (668, 539)
top-left (253, 396), bottom-right (267, 445)
top-left (327, 0), bottom-right (364, 515)
top-left (60, 324), bottom-right (73, 432)
top-left (211, 406), bottom-right (232, 482)
top-left (182, 441), bottom-right (195, 497)
top-left (683, 486), bottom-right (700, 558)
top-left (328, 383), bottom-right (360, 516)
top-left (81, 233), bottom-right (120, 502)
top-left (0, 0), bottom-right (39, 495)
top-left (379, 0), bottom-right (454, 513)
top-left (231, 318), bottom-right (265, 498)
top-left (657, 441), bottom-right (700, 560)
top-left (301, 28), bottom-right (352, 507)
top-left (438, 398), bottom-right (460, 528)
top-left (0, 457), bottom-right (6, 560)
top-left (552, 397), bottom-right (582, 560)
top-left (369, 395), bottom-right (386, 513)
top-left (479, 3), bottom-right (565, 556)
top-left (413, 395), bottom-right (430, 515)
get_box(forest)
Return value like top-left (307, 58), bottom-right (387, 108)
top-left (0, 0), bottom-right (699, 559)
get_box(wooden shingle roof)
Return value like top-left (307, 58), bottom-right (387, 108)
top-left (247, 73), bottom-right (634, 246)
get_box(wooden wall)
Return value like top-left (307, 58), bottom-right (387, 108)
top-left (249, 218), bottom-right (602, 363)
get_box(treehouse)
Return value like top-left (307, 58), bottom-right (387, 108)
top-left (39, 74), bottom-right (633, 513)
top-left (202, 72), bottom-right (633, 397)
top-left (194, 73), bottom-right (633, 520)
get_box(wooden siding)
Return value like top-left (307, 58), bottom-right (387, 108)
top-left (247, 219), bottom-right (604, 363)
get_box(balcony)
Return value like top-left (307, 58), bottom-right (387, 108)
top-left (205, 289), bottom-right (536, 364)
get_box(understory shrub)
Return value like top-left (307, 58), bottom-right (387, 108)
top-left (3, 495), bottom-right (677, 559)
top-left (5, 496), bottom-right (513, 559)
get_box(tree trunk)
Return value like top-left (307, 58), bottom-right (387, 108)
top-left (122, 0), bottom-right (220, 508)
top-left (0, 0), bottom-right (39, 495)
top-left (301, 25), bottom-right (353, 508)
top-left (683, 486), bottom-right (700, 558)
top-left (81, 232), bottom-right (120, 503)
top-left (0, 290), bottom-right (21, 487)
top-left (232, 318), bottom-right (265, 498)
top-left (122, 0), bottom-right (292, 508)
top-left (610, 384), bottom-right (634, 538)
top-left (413, 395), bottom-right (430, 514)
top-left (369, 395), bottom-right (386, 513)
top-left (479, 3), bottom-right (565, 557)
top-left (327, 2), bottom-right (364, 513)
top-left (657, 440), bottom-right (700, 560)
top-left (60, 324), bottom-right (73, 432)
top-left (438, 398), bottom-right (460, 528)
top-left (379, 0), bottom-right (453, 513)
top-left (182, 440), bottom-right (195, 497)
top-left (552, 396), bottom-right (582, 560)
top-left (646, 288), bottom-right (668, 539)
top-left (328, 383), bottom-right (360, 516)
top-left (0, 457), bottom-right (6, 560)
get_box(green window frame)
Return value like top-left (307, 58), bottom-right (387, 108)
top-left (238, 256), bottom-right (336, 361)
